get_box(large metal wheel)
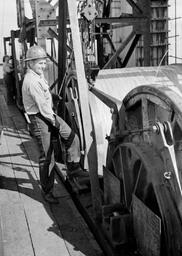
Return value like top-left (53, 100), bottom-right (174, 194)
top-left (117, 85), bottom-right (182, 177)
top-left (107, 142), bottom-right (182, 256)
top-left (106, 84), bottom-right (182, 255)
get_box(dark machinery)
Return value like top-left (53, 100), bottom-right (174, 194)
top-left (96, 65), bottom-right (182, 255)
top-left (7, 0), bottom-right (182, 255)
top-left (72, 64), bottom-right (182, 256)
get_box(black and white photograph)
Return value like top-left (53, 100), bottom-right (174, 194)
top-left (0, 1), bottom-right (182, 255)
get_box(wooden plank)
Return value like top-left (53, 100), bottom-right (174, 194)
top-left (0, 130), bottom-right (34, 256)
top-left (10, 105), bottom-right (102, 256)
top-left (5, 122), bottom-right (70, 256)
top-left (51, 196), bottom-right (103, 256)
top-left (0, 92), bottom-right (103, 256)
top-left (0, 95), bottom-right (9, 132)
top-left (0, 94), bottom-right (70, 256)
top-left (0, 202), bottom-right (34, 256)
top-left (54, 165), bottom-right (103, 256)
top-left (0, 214), bottom-right (4, 256)
top-left (0, 104), bottom-right (36, 256)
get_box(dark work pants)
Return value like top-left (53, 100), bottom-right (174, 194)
top-left (4, 73), bottom-right (16, 104)
top-left (28, 113), bottom-right (80, 194)
top-left (29, 114), bottom-right (55, 194)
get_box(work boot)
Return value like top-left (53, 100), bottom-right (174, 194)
top-left (66, 162), bottom-right (89, 179)
top-left (42, 191), bottom-right (59, 204)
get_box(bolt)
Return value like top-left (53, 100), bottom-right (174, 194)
top-left (152, 124), bottom-right (159, 133)
top-left (105, 134), bottom-right (110, 140)
top-left (113, 211), bottom-right (120, 217)
top-left (164, 171), bottom-right (172, 179)
top-left (110, 108), bottom-right (114, 114)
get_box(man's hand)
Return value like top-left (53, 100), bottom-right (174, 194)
top-left (51, 93), bottom-right (62, 104)
top-left (48, 115), bottom-right (60, 134)
top-left (54, 115), bottom-right (60, 130)
top-left (51, 93), bottom-right (62, 111)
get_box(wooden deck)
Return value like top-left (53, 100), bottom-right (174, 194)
top-left (0, 85), bottom-right (103, 256)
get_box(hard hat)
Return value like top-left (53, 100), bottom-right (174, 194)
top-left (24, 45), bottom-right (47, 61)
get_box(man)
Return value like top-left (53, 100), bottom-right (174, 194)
top-left (22, 45), bottom-right (87, 204)
top-left (3, 55), bottom-right (15, 104)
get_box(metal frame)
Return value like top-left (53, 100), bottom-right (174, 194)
top-left (38, 0), bottom-right (151, 69)
top-left (11, 0), bottom-right (168, 221)
top-left (10, 30), bottom-right (22, 109)
top-left (3, 37), bottom-right (11, 56)
top-left (13, 0), bottom-right (169, 86)
top-left (12, 0), bottom-right (151, 220)
top-left (4, 2), bottom-right (180, 254)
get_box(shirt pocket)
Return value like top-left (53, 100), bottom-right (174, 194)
top-left (39, 81), bottom-right (51, 101)
top-left (44, 88), bottom-right (51, 101)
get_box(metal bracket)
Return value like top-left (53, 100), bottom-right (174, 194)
top-left (152, 121), bottom-right (182, 196)
top-left (81, 0), bottom-right (98, 21)
top-left (69, 87), bottom-right (85, 154)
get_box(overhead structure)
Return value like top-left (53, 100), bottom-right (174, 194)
top-left (11, 0), bottom-right (169, 109)
top-left (136, 0), bottom-right (169, 66)
top-left (12, 0), bottom-right (169, 101)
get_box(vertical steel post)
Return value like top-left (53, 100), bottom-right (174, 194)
top-left (141, 0), bottom-right (151, 66)
top-left (58, 0), bottom-right (67, 91)
top-left (11, 30), bottom-right (21, 106)
top-left (96, 26), bottom-right (104, 68)
top-left (3, 38), bottom-right (7, 55)
top-left (175, 0), bottom-right (177, 63)
top-left (67, 0), bottom-right (102, 220)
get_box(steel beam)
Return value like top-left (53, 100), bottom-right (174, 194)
top-left (126, 0), bottom-right (143, 14)
top-left (35, 0), bottom-right (56, 48)
top-left (103, 30), bottom-right (135, 69)
top-left (58, 0), bottom-right (67, 91)
top-left (11, 30), bottom-right (21, 107)
top-left (67, 0), bottom-right (102, 221)
top-left (122, 34), bottom-right (141, 67)
top-left (39, 16), bottom-right (147, 27)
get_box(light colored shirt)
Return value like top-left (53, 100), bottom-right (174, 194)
top-left (3, 62), bottom-right (13, 76)
top-left (22, 69), bottom-right (55, 125)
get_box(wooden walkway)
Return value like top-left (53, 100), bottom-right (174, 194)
top-left (0, 85), bottom-right (103, 256)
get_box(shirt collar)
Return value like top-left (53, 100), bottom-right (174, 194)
top-left (28, 69), bottom-right (47, 82)
top-left (28, 68), bottom-right (41, 77)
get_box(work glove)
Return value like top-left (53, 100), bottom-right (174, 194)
top-left (48, 115), bottom-right (60, 135)
top-left (54, 115), bottom-right (60, 130)
top-left (51, 93), bottom-right (62, 103)
top-left (52, 93), bottom-right (62, 111)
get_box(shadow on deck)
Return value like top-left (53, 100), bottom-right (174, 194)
top-left (0, 85), bottom-right (103, 256)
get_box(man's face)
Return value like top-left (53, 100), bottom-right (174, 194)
top-left (29, 58), bottom-right (47, 76)
top-left (5, 56), bottom-right (10, 63)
